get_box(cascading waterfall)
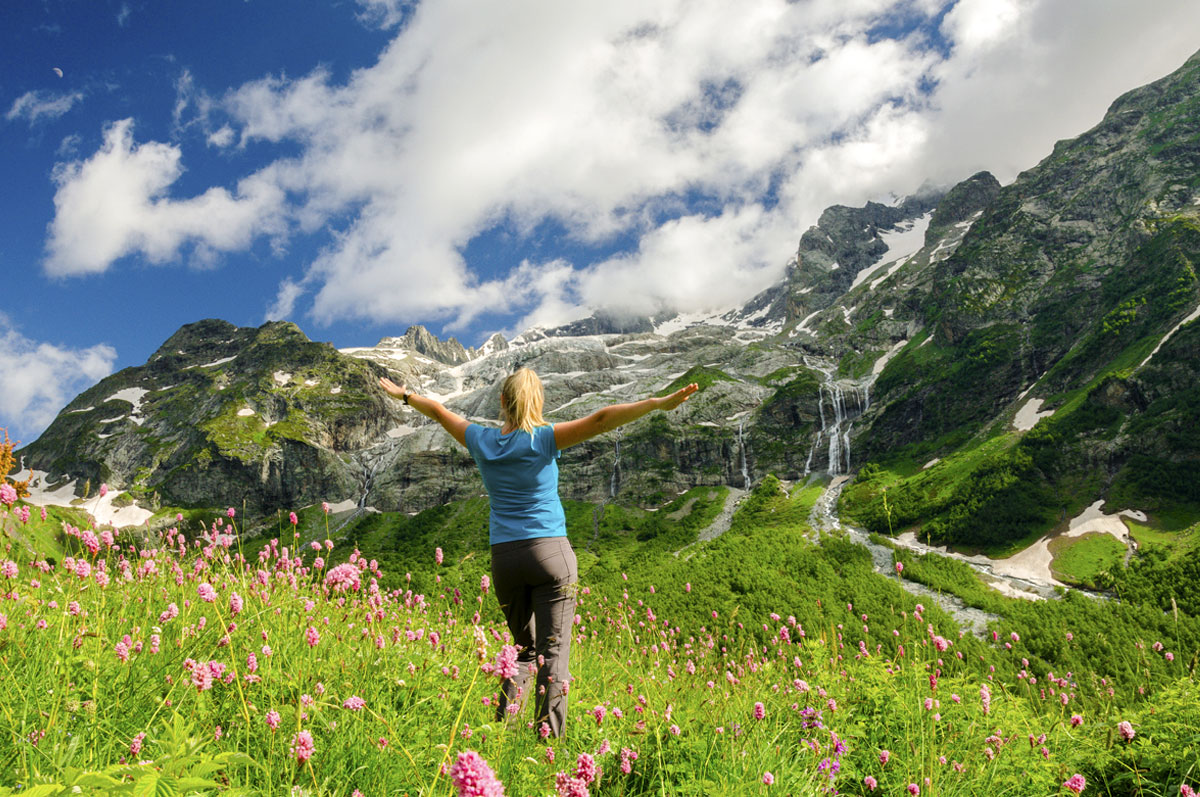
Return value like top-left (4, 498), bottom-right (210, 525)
top-left (609, 428), bottom-right (622, 498)
top-left (590, 429), bottom-right (623, 551)
top-left (737, 421), bottom-right (750, 489)
top-left (333, 444), bottom-right (395, 535)
top-left (803, 362), bottom-right (872, 477)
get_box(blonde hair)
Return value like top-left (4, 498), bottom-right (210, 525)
top-left (500, 368), bottom-right (548, 435)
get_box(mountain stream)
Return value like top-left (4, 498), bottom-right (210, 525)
top-left (806, 477), bottom-right (1054, 636)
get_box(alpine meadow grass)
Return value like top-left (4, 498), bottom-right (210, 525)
top-left (0, 458), bottom-right (1197, 794)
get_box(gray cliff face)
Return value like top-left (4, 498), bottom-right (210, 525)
top-left (19, 50), bottom-right (1200, 533)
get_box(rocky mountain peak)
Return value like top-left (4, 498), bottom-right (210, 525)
top-left (923, 171), bottom-right (1000, 246)
top-left (377, 325), bottom-right (473, 365)
top-left (545, 311), bottom-right (655, 337)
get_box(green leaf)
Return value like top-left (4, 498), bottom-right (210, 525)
top-left (19, 786), bottom-right (66, 797)
top-left (131, 773), bottom-right (161, 797)
top-left (175, 777), bottom-right (221, 790)
top-left (213, 751), bottom-right (262, 769)
top-left (73, 773), bottom-right (124, 788)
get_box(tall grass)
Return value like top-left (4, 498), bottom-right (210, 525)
top-left (1, 495), bottom-right (1197, 796)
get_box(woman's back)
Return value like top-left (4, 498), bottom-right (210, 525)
top-left (465, 423), bottom-right (566, 544)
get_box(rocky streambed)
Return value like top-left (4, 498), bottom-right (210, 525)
top-left (806, 476), bottom-right (1054, 636)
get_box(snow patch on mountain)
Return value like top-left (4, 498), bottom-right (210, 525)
top-left (852, 213), bottom-right (932, 292)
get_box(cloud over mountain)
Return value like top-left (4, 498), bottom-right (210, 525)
top-left (41, 0), bottom-right (1200, 335)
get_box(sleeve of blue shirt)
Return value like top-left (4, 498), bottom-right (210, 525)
top-left (535, 424), bottom-right (560, 460)
top-left (465, 423), bottom-right (482, 460)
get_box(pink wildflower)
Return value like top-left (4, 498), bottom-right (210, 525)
top-left (99, 483), bottom-right (108, 498)
top-left (324, 563), bottom-right (362, 593)
top-left (130, 732), bottom-right (146, 756)
top-left (908, 785), bottom-right (920, 796)
top-left (592, 705), bottom-right (606, 726)
top-left (289, 511), bottom-right (298, 525)
top-left (159, 602), bottom-right (180, 624)
top-left (322, 501), bottom-right (330, 513)
top-left (575, 752), bottom-right (599, 785)
top-left (555, 774), bottom-right (588, 797)
top-left (449, 750), bottom-right (506, 797)
top-left (1071, 714), bottom-right (1083, 727)
top-left (480, 574), bottom-right (490, 593)
top-left (864, 775), bottom-right (878, 790)
top-left (0, 560), bottom-right (17, 579)
top-left (190, 664), bottom-right (213, 692)
top-left (435, 546), bottom-right (444, 565)
top-left (306, 626), bottom-right (320, 648)
top-left (879, 750), bottom-right (890, 766)
top-left (753, 701), bottom-right (766, 721)
top-left (343, 695), bottom-right (367, 711)
top-left (495, 645), bottom-right (520, 680)
top-left (0, 484), bottom-right (17, 507)
top-left (1063, 774), bottom-right (1086, 794)
top-left (762, 772), bottom-right (775, 786)
top-left (290, 730), bottom-right (315, 763)
top-left (227, 507), bottom-right (235, 518)
top-left (197, 582), bottom-right (217, 603)
top-left (1117, 721), bottom-right (1135, 742)
top-left (895, 561), bottom-right (903, 575)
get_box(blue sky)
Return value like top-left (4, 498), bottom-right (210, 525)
top-left (2, 0), bottom-right (1199, 444)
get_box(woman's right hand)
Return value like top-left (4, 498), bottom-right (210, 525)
top-left (379, 377), bottom-right (407, 398)
top-left (658, 382), bottom-right (699, 411)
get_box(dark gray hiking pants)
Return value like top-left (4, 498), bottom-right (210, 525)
top-left (490, 535), bottom-right (578, 737)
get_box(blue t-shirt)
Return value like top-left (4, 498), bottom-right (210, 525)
top-left (464, 423), bottom-right (567, 545)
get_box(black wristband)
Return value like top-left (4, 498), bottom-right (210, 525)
top-left (402, 392), bottom-right (411, 405)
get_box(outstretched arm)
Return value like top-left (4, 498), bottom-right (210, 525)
top-left (553, 383), bottom-right (698, 450)
top-left (379, 377), bottom-right (469, 448)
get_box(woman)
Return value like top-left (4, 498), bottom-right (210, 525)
top-left (380, 368), bottom-right (697, 737)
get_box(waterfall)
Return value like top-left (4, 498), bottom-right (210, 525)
top-left (803, 362), bottom-right (872, 477)
top-left (609, 428), bottom-right (622, 498)
top-left (737, 421), bottom-right (750, 489)
top-left (590, 429), bottom-right (623, 551)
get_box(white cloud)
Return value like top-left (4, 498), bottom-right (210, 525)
top-left (355, 0), bottom-right (413, 29)
top-left (6, 90), bottom-right (84, 124)
top-left (39, 0), bottom-right (1200, 341)
top-left (265, 278), bottom-right (306, 321)
top-left (207, 125), bottom-right (235, 148)
top-left (0, 316), bottom-right (117, 444)
top-left (220, 0), bottom-right (941, 330)
top-left (941, 0), bottom-right (1025, 54)
top-left (916, 0), bottom-right (1200, 185)
top-left (45, 118), bottom-right (287, 276)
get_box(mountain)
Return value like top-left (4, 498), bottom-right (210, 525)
top-left (18, 50), bottom-right (1200, 556)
